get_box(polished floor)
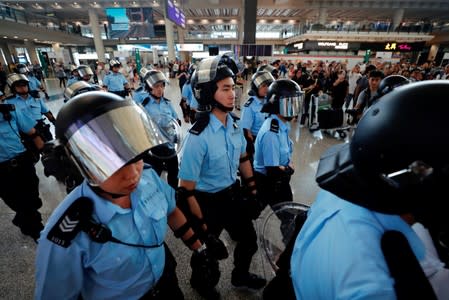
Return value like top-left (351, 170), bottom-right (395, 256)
top-left (0, 75), bottom-right (348, 300)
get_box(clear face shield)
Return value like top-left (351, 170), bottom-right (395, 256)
top-left (63, 101), bottom-right (170, 185)
top-left (145, 72), bottom-right (169, 88)
top-left (278, 92), bottom-right (303, 118)
top-left (147, 114), bottom-right (183, 159)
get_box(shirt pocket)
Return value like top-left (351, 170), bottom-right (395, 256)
top-left (207, 146), bottom-right (229, 177)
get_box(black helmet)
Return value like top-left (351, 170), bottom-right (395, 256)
top-left (261, 79), bottom-right (303, 117)
top-left (191, 54), bottom-right (238, 110)
top-left (144, 70), bottom-right (169, 90)
top-left (7, 73), bottom-right (29, 92)
top-left (250, 71), bottom-right (275, 97)
top-left (77, 65), bottom-right (94, 80)
top-left (257, 64), bottom-right (279, 79)
top-left (16, 64), bottom-right (29, 74)
top-left (56, 91), bottom-right (169, 185)
top-left (377, 75), bottom-right (410, 98)
top-left (109, 59), bottom-right (121, 69)
top-left (64, 81), bottom-right (102, 101)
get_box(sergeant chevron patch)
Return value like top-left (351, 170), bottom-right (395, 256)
top-left (47, 197), bottom-right (93, 248)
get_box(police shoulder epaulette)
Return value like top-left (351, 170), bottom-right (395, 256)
top-left (270, 118), bottom-right (279, 133)
top-left (4, 94), bottom-right (15, 100)
top-left (47, 197), bottom-right (93, 248)
top-left (135, 86), bottom-right (144, 93)
top-left (163, 97), bottom-right (172, 102)
top-left (189, 113), bottom-right (210, 135)
top-left (141, 96), bottom-right (151, 107)
top-left (244, 97), bottom-right (255, 107)
top-left (229, 112), bottom-right (240, 121)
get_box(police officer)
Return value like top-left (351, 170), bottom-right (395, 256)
top-left (257, 64), bottom-right (279, 80)
top-left (253, 79), bottom-right (302, 225)
top-left (15, 64), bottom-right (49, 100)
top-left (180, 65), bottom-right (198, 123)
top-left (0, 99), bottom-right (44, 241)
top-left (77, 65), bottom-right (95, 83)
top-left (132, 67), bottom-right (151, 103)
top-left (137, 70), bottom-right (181, 189)
top-left (67, 65), bottom-right (80, 86)
top-left (240, 71), bottom-right (275, 160)
top-left (291, 81), bottom-right (449, 300)
top-left (178, 54), bottom-right (266, 299)
top-left (103, 59), bottom-right (130, 98)
top-left (5, 73), bottom-right (56, 142)
top-left (35, 91), bottom-right (219, 299)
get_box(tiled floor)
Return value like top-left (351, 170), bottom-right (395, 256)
top-left (0, 75), bottom-right (348, 299)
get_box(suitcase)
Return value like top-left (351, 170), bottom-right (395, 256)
top-left (318, 108), bottom-right (343, 129)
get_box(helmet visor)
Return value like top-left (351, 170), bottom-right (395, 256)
top-left (64, 81), bottom-right (91, 99)
top-left (279, 94), bottom-right (303, 117)
top-left (145, 72), bottom-right (169, 88)
top-left (78, 66), bottom-right (94, 77)
top-left (64, 103), bottom-right (168, 185)
top-left (253, 72), bottom-right (275, 89)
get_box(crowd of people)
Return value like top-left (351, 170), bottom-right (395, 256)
top-left (1, 53), bottom-right (449, 300)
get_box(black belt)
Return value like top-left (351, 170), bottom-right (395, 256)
top-left (0, 151), bottom-right (29, 169)
top-left (196, 180), bottom-right (240, 199)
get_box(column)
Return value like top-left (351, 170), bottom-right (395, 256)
top-left (0, 43), bottom-right (14, 67)
top-left (428, 44), bottom-right (439, 62)
top-left (392, 8), bottom-right (404, 31)
top-left (24, 40), bottom-right (39, 65)
top-left (238, 0), bottom-right (245, 45)
top-left (177, 27), bottom-right (188, 62)
top-left (164, 19), bottom-right (176, 61)
top-left (88, 9), bottom-right (106, 63)
top-left (318, 8), bottom-right (327, 25)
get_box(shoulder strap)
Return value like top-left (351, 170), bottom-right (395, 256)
top-left (229, 112), bottom-right (240, 121)
top-left (142, 96), bottom-right (151, 107)
top-left (189, 112), bottom-right (210, 135)
top-left (270, 118), bottom-right (279, 133)
top-left (381, 230), bottom-right (437, 300)
top-left (244, 97), bottom-right (255, 107)
top-left (47, 197), bottom-right (93, 248)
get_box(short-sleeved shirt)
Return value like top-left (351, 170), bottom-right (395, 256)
top-left (7, 95), bottom-right (49, 120)
top-left (0, 107), bottom-right (35, 162)
top-left (133, 87), bottom-right (148, 103)
top-left (181, 83), bottom-right (198, 110)
top-left (253, 115), bottom-right (293, 175)
top-left (240, 96), bottom-right (266, 136)
top-left (179, 113), bottom-right (246, 193)
top-left (291, 190), bottom-right (425, 300)
top-left (139, 95), bottom-right (178, 120)
top-left (28, 76), bottom-right (42, 91)
top-left (103, 72), bottom-right (128, 92)
top-left (35, 168), bottom-right (176, 300)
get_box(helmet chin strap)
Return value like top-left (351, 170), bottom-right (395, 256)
top-left (89, 184), bottom-right (128, 199)
top-left (213, 100), bottom-right (234, 112)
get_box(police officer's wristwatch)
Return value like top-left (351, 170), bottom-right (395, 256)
top-left (195, 243), bottom-right (207, 254)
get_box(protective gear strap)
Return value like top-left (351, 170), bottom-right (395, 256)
top-left (173, 221), bottom-right (191, 238)
top-left (176, 187), bottom-right (196, 202)
top-left (239, 155), bottom-right (250, 163)
top-left (189, 112), bottom-right (210, 135)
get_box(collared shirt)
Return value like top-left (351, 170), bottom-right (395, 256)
top-left (7, 95), bottom-right (49, 120)
top-left (28, 75), bottom-right (42, 91)
top-left (67, 76), bottom-right (79, 86)
top-left (291, 190), bottom-right (426, 300)
top-left (139, 95), bottom-right (178, 120)
top-left (103, 72), bottom-right (128, 92)
top-left (181, 83), bottom-right (198, 110)
top-left (179, 113), bottom-right (246, 193)
top-left (253, 115), bottom-right (293, 175)
top-left (132, 86), bottom-right (148, 103)
top-left (34, 168), bottom-right (176, 300)
top-left (240, 96), bottom-right (266, 136)
top-left (0, 108), bottom-right (35, 162)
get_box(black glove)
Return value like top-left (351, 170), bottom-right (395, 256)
top-left (190, 247), bottom-right (220, 290)
top-left (245, 191), bottom-right (266, 220)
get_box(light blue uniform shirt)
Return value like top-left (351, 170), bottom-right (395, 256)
top-left (240, 96), bottom-right (266, 136)
top-left (34, 168), bottom-right (176, 300)
top-left (253, 115), bottom-right (293, 175)
top-left (67, 76), bottom-right (79, 86)
top-left (179, 113), bottom-right (246, 193)
top-left (132, 86), bottom-right (147, 103)
top-left (139, 94), bottom-right (178, 120)
top-left (0, 108), bottom-right (35, 162)
top-left (103, 72), bottom-right (128, 92)
top-left (181, 83), bottom-right (198, 110)
top-left (28, 75), bottom-right (42, 91)
top-left (291, 190), bottom-right (426, 300)
top-left (7, 95), bottom-right (49, 120)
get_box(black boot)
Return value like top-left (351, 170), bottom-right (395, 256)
top-left (190, 279), bottom-right (221, 300)
top-left (231, 269), bottom-right (266, 290)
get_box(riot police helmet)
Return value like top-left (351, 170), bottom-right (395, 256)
top-left (144, 69), bottom-right (169, 90)
top-left (7, 73), bottom-right (29, 93)
top-left (250, 71), bottom-right (275, 98)
top-left (261, 79), bottom-right (303, 118)
top-left (64, 81), bottom-right (102, 101)
top-left (55, 91), bottom-right (169, 185)
top-left (190, 54), bottom-right (238, 111)
top-left (77, 65), bottom-right (94, 81)
top-left (109, 59), bottom-right (121, 69)
top-left (16, 63), bottom-right (29, 74)
top-left (257, 64), bottom-right (279, 79)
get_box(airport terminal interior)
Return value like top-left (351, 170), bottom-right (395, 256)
top-left (1, 0), bottom-right (449, 299)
